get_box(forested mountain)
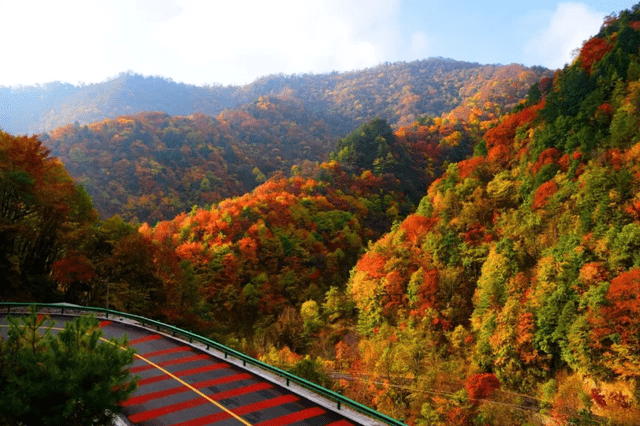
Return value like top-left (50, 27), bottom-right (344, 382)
top-left (340, 7), bottom-right (640, 424)
top-left (43, 100), bottom-right (339, 222)
top-left (7, 4), bottom-right (640, 426)
top-left (40, 63), bottom-right (549, 224)
top-left (1, 59), bottom-right (548, 136)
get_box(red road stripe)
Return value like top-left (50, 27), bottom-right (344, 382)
top-left (188, 373), bottom-right (253, 393)
top-left (168, 411), bottom-right (226, 426)
top-left (234, 394), bottom-right (299, 415)
top-left (142, 345), bottom-right (191, 358)
top-left (253, 407), bottom-right (326, 426)
top-left (169, 393), bottom-right (297, 426)
top-left (176, 363), bottom-right (230, 378)
top-left (129, 334), bottom-right (162, 345)
top-left (130, 354), bottom-right (210, 373)
top-left (137, 363), bottom-right (229, 386)
top-left (326, 421), bottom-right (354, 426)
top-left (129, 396), bottom-right (207, 422)
top-left (123, 373), bottom-right (252, 406)
top-left (129, 382), bottom-right (275, 424)
top-left (130, 364), bottom-right (154, 374)
top-left (122, 385), bottom-right (186, 407)
top-left (204, 381), bottom-right (272, 402)
top-left (137, 374), bottom-right (174, 387)
top-left (99, 320), bottom-right (112, 327)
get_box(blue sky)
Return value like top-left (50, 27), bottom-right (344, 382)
top-left (0, 0), bottom-right (638, 87)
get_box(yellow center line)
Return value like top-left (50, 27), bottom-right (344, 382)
top-left (0, 322), bottom-right (252, 426)
top-left (127, 345), bottom-right (252, 426)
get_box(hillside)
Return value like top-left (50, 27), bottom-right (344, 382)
top-left (6, 6), bottom-right (640, 426)
top-left (42, 99), bottom-right (340, 222)
top-left (1, 59), bottom-right (549, 136)
top-left (339, 7), bottom-right (640, 425)
top-left (40, 63), bottom-right (549, 224)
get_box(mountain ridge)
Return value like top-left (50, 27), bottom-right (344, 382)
top-left (1, 58), bottom-right (548, 136)
top-left (38, 62), bottom-right (550, 224)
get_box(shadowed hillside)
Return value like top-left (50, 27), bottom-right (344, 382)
top-left (40, 61), bottom-right (550, 224)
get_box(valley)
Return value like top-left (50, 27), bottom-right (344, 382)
top-left (3, 4), bottom-right (640, 425)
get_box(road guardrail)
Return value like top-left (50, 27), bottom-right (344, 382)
top-left (0, 302), bottom-right (405, 426)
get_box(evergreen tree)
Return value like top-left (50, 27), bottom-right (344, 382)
top-left (0, 310), bottom-right (137, 426)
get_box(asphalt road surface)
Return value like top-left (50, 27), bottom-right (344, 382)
top-left (1, 314), bottom-right (368, 426)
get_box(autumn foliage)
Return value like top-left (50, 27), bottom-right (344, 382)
top-left (579, 37), bottom-right (613, 74)
top-left (593, 269), bottom-right (640, 357)
top-left (399, 214), bottom-right (437, 244)
top-left (340, 9), bottom-right (640, 423)
top-left (532, 180), bottom-right (558, 210)
top-left (7, 6), bottom-right (640, 426)
top-left (465, 373), bottom-right (500, 401)
top-left (484, 102), bottom-right (544, 150)
top-left (0, 131), bottom-right (97, 300)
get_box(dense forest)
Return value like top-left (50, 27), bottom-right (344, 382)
top-left (340, 8), bottom-right (640, 424)
top-left (5, 4), bottom-right (640, 425)
top-left (1, 59), bottom-right (548, 136)
top-left (38, 63), bottom-right (548, 224)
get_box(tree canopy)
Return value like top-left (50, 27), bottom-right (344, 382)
top-left (0, 310), bottom-right (137, 426)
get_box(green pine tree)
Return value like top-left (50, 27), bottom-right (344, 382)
top-left (0, 309), bottom-right (138, 426)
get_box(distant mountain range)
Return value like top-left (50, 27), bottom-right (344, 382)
top-left (6, 5), bottom-right (640, 425)
top-left (34, 59), bottom-right (551, 223)
top-left (1, 58), bottom-right (549, 136)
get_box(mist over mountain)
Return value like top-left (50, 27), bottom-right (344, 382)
top-left (1, 58), bottom-right (548, 136)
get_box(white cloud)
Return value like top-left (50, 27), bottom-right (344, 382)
top-left (5, 1), bottom-right (616, 87)
top-left (525, 2), bottom-right (606, 69)
top-left (151, 0), bottom-right (401, 85)
top-left (0, 0), bottom-right (401, 86)
top-left (410, 31), bottom-right (429, 58)
top-left (0, 1), bottom-right (112, 85)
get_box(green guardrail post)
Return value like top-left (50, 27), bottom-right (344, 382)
top-left (7, 305), bottom-right (10, 314)
top-left (224, 351), bottom-right (228, 359)
top-left (338, 390), bottom-right (343, 410)
top-left (61, 306), bottom-right (65, 314)
top-left (243, 359), bottom-right (246, 366)
top-left (286, 377), bottom-right (290, 386)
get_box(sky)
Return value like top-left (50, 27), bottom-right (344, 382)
top-left (0, 0), bottom-right (638, 87)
